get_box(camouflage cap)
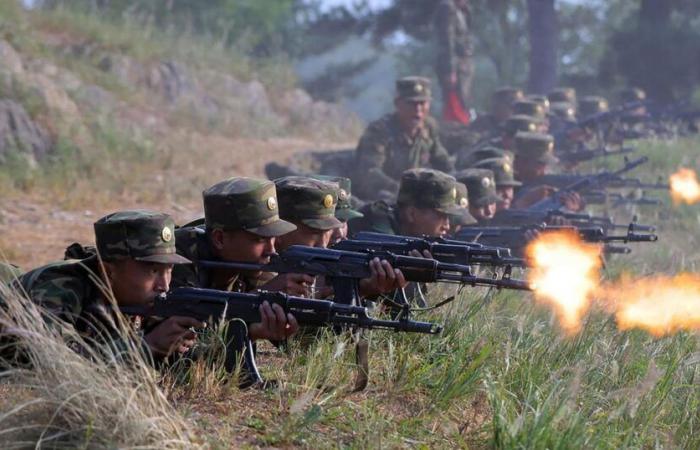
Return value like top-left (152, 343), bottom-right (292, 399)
top-left (512, 100), bottom-right (546, 120)
top-left (550, 102), bottom-right (577, 121)
top-left (514, 132), bottom-right (557, 165)
top-left (548, 87), bottom-right (577, 104)
top-left (527, 95), bottom-right (551, 113)
top-left (309, 175), bottom-right (364, 222)
top-left (397, 168), bottom-right (463, 217)
top-left (396, 76), bottom-right (431, 101)
top-left (94, 210), bottom-right (190, 264)
top-left (472, 157), bottom-right (522, 188)
top-left (275, 176), bottom-right (343, 230)
top-left (492, 86), bottom-right (524, 106)
top-left (455, 168), bottom-right (502, 207)
top-left (464, 146), bottom-right (514, 167)
top-left (203, 177), bottom-right (296, 237)
top-left (503, 114), bottom-right (540, 136)
top-left (620, 87), bottom-right (646, 103)
top-left (578, 96), bottom-right (609, 117)
top-left (453, 182), bottom-right (477, 226)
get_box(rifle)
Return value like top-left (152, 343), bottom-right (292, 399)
top-left (198, 245), bottom-right (532, 309)
top-left (527, 156), bottom-right (649, 212)
top-left (557, 146), bottom-right (636, 165)
top-left (582, 191), bottom-right (662, 207)
top-left (339, 231), bottom-right (525, 267)
top-left (121, 287), bottom-right (441, 387)
top-left (455, 224), bottom-right (657, 256)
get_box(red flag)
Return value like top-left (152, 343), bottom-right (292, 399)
top-left (442, 89), bottom-right (470, 125)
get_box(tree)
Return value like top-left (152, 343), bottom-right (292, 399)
top-left (526, 0), bottom-right (557, 94)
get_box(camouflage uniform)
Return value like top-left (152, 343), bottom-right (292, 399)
top-left (471, 157), bottom-right (522, 190)
top-left (172, 177), bottom-right (296, 291)
top-left (434, 0), bottom-right (474, 106)
top-left (12, 210), bottom-right (188, 360)
top-left (353, 77), bottom-right (453, 200)
top-left (349, 168), bottom-right (470, 235)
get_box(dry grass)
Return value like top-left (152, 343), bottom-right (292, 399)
top-left (0, 282), bottom-right (197, 448)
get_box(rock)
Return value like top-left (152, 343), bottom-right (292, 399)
top-left (147, 61), bottom-right (196, 103)
top-left (98, 53), bottom-right (145, 87)
top-left (278, 88), bottom-right (358, 134)
top-left (0, 99), bottom-right (53, 165)
top-left (27, 73), bottom-right (80, 118)
top-left (73, 84), bottom-right (115, 113)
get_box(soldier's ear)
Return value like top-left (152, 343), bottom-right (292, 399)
top-left (209, 228), bottom-right (226, 251)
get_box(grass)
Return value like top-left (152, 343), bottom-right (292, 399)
top-left (0, 135), bottom-right (698, 447)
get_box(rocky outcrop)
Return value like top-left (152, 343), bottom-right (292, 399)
top-left (0, 100), bottom-right (53, 166)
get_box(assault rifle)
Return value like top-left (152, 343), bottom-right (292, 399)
top-left (527, 156), bottom-right (649, 212)
top-left (557, 146), bottom-right (636, 165)
top-left (121, 287), bottom-right (441, 387)
top-left (456, 224), bottom-right (657, 257)
top-left (582, 191), bottom-right (662, 207)
top-left (199, 245), bottom-right (532, 308)
top-left (535, 173), bottom-right (669, 191)
top-left (336, 231), bottom-right (525, 267)
top-left (490, 208), bottom-right (656, 233)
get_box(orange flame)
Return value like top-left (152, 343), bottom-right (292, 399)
top-left (525, 230), bottom-right (603, 334)
top-left (669, 168), bottom-right (700, 205)
top-left (599, 274), bottom-right (700, 337)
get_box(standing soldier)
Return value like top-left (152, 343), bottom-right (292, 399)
top-left (353, 77), bottom-right (453, 200)
top-left (434, 0), bottom-right (474, 123)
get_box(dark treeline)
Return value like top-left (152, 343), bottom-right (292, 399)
top-left (39, 0), bottom-right (700, 106)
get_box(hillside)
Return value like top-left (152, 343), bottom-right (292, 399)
top-left (0, 2), bottom-right (362, 268)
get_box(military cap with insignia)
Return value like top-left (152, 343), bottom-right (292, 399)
top-left (397, 168), bottom-right (464, 217)
top-left (620, 87), bottom-right (646, 103)
top-left (309, 175), bottom-right (364, 222)
top-left (578, 96), bottom-right (609, 117)
top-left (514, 132), bottom-right (558, 165)
top-left (550, 102), bottom-right (577, 121)
top-left (203, 177), bottom-right (296, 237)
top-left (275, 176), bottom-right (343, 230)
top-left (492, 86), bottom-right (524, 106)
top-left (503, 114), bottom-right (541, 137)
top-left (527, 95), bottom-right (551, 113)
top-left (461, 146), bottom-right (514, 168)
top-left (455, 168), bottom-right (502, 207)
top-left (453, 182), bottom-right (477, 226)
top-left (512, 100), bottom-right (546, 120)
top-left (548, 87), bottom-right (577, 104)
top-left (471, 157), bottom-right (522, 188)
top-left (94, 210), bottom-right (190, 264)
top-left (396, 76), bottom-right (432, 101)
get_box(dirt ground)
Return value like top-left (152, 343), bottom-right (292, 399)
top-left (0, 136), bottom-right (348, 270)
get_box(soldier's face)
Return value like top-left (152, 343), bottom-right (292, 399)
top-left (330, 221), bottom-right (348, 245)
top-left (470, 203), bottom-right (497, 221)
top-left (514, 158), bottom-right (547, 182)
top-left (400, 207), bottom-right (450, 237)
top-left (104, 259), bottom-right (172, 306)
top-left (211, 229), bottom-right (276, 279)
top-left (276, 223), bottom-right (333, 251)
top-left (395, 98), bottom-right (430, 131)
top-left (497, 186), bottom-right (514, 211)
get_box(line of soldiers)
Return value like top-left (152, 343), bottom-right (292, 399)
top-left (0, 75), bottom-right (672, 388)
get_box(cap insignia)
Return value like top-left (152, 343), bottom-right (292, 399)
top-left (338, 189), bottom-right (348, 201)
top-left (481, 177), bottom-right (491, 188)
top-left (266, 196), bottom-right (277, 211)
top-left (323, 194), bottom-right (334, 208)
top-left (414, 84), bottom-right (423, 93)
top-left (161, 226), bottom-right (173, 243)
top-left (459, 197), bottom-right (469, 208)
top-left (503, 162), bottom-right (512, 173)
